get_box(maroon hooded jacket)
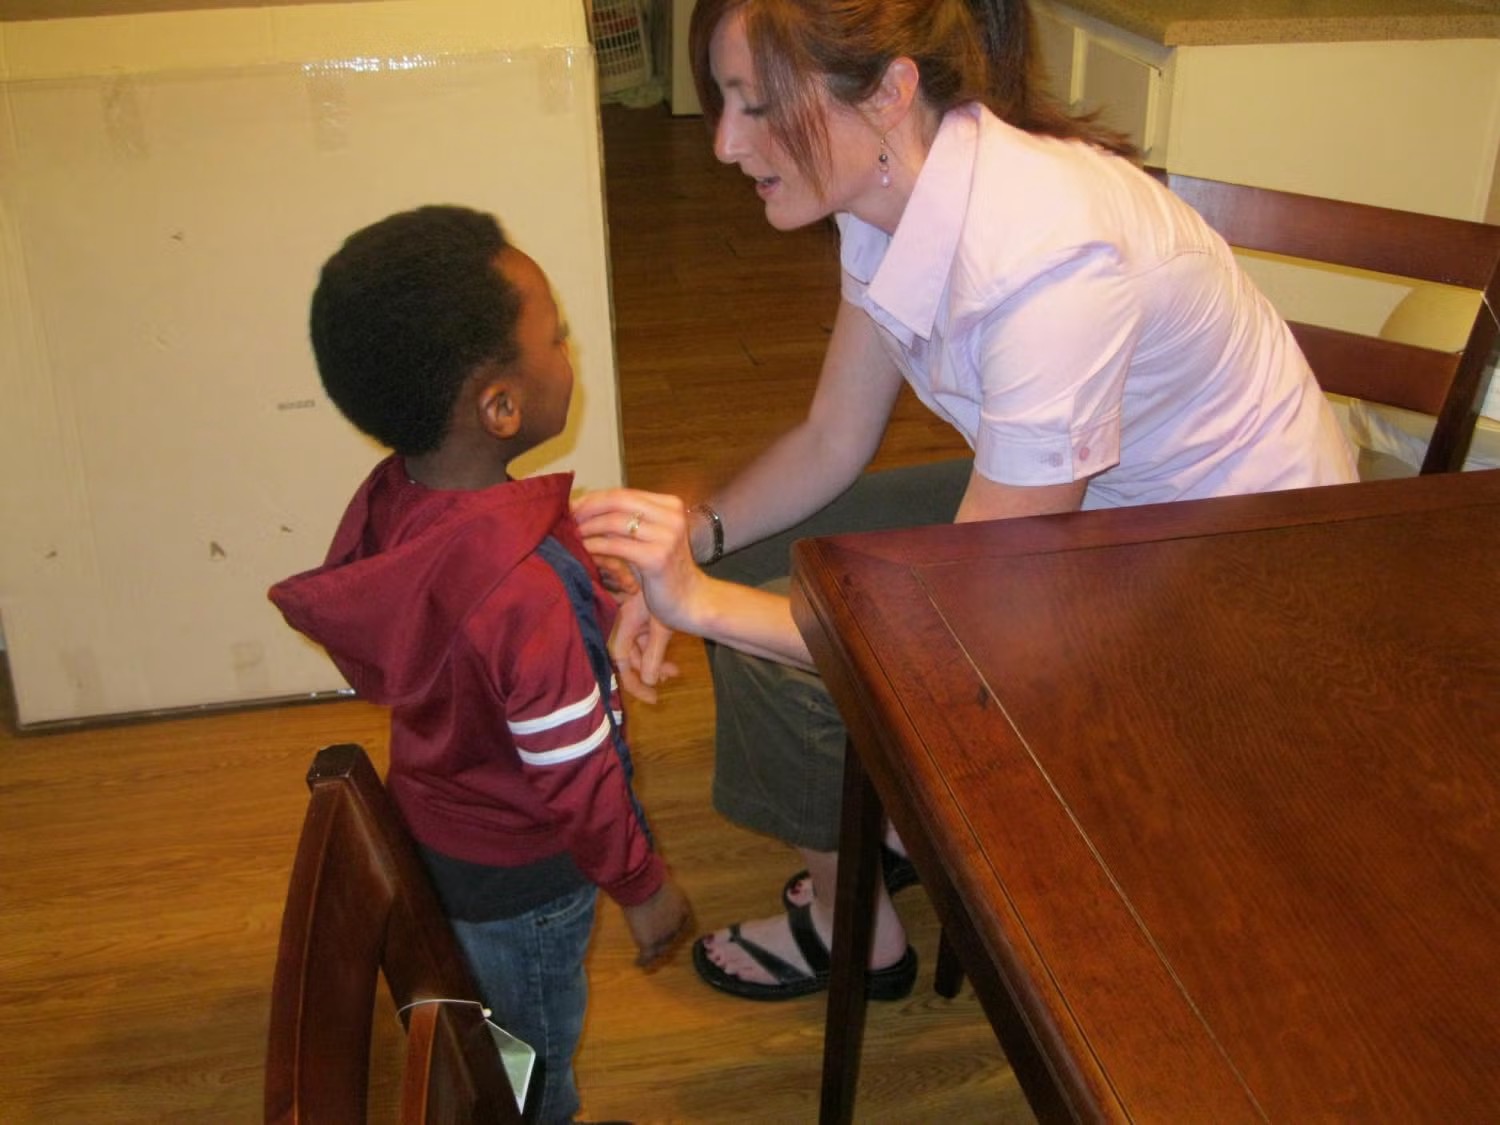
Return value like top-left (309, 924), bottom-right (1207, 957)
top-left (268, 455), bottom-right (664, 907)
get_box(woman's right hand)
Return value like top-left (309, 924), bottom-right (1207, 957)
top-left (571, 488), bottom-right (706, 633)
top-left (575, 487), bottom-right (813, 670)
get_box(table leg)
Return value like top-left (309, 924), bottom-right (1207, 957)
top-left (819, 735), bottom-right (885, 1124)
top-left (934, 927), bottom-right (965, 999)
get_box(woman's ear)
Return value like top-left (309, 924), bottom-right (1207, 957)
top-left (873, 56), bottom-right (921, 128)
top-left (476, 377), bottom-right (522, 440)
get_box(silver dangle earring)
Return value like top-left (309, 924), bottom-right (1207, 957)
top-left (878, 135), bottom-right (891, 188)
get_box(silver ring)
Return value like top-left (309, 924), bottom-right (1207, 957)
top-left (626, 511), bottom-right (644, 538)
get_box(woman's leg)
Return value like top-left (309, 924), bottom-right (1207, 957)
top-left (449, 884), bottom-right (598, 1124)
top-left (698, 459), bottom-right (969, 990)
top-left (709, 635), bottom-right (846, 850)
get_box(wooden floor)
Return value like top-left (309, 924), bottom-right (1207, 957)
top-left (0, 102), bottom-right (1024, 1123)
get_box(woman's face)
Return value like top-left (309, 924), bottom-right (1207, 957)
top-left (708, 10), bottom-right (880, 231)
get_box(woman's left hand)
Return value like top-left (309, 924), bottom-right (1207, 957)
top-left (611, 589), bottom-right (679, 703)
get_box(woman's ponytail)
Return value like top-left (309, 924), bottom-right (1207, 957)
top-left (966, 0), bottom-right (1029, 117)
top-left (965, 0), bottom-right (1136, 158)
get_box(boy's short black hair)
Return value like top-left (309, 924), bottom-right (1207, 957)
top-left (309, 205), bottom-right (521, 456)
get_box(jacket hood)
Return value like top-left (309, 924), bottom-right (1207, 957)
top-left (268, 456), bottom-right (576, 705)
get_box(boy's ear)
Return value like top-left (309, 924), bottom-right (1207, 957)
top-left (476, 377), bottom-right (522, 440)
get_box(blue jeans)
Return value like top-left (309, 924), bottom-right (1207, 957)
top-left (449, 884), bottom-right (598, 1124)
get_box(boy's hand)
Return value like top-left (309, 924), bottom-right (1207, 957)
top-left (622, 878), bottom-right (693, 969)
top-left (592, 553), bottom-right (639, 600)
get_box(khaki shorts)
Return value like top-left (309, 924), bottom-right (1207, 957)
top-left (706, 458), bottom-right (971, 849)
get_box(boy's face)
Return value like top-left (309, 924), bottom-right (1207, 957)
top-left (496, 247), bottom-right (574, 446)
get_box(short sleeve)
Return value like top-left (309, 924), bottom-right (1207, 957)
top-left (970, 246), bottom-right (1139, 486)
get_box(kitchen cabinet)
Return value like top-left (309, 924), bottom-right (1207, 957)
top-left (1036, 4), bottom-right (1170, 161)
top-left (1035, 1), bottom-right (1500, 222)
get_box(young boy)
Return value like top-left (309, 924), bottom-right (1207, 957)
top-left (268, 205), bottom-right (690, 1124)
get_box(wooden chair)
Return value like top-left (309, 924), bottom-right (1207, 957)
top-left (265, 742), bottom-right (521, 1124)
top-left (1160, 171), bottom-right (1500, 474)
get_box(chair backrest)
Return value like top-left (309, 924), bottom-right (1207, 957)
top-left (1160, 171), bottom-right (1500, 474)
top-left (265, 742), bottom-right (520, 1124)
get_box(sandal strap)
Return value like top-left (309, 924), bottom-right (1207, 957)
top-left (718, 903), bottom-right (833, 986)
top-left (784, 902), bottom-right (831, 976)
top-left (722, 924), bottom-right (806, 986)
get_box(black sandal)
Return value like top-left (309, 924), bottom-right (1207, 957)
top-left (780, 844), bottom-right (919, 910)
top-left (692, 901), bottom-right (917, 1003)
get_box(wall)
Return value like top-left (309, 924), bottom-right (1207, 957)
top-left (669, 0), bottom-right (699, 114)
top-left (0, 0), bottom-right (624, 725)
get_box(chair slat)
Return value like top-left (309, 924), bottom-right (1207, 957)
top-left (1289, 324), bottom-right (1459, 417)
top-left (1166, 174), bottom-right (1500, 288)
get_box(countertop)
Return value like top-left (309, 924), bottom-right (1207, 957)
top-left (0, 1), bottom-right (357, 20)
top-left (1052, 0), bottom-right (1500, 45)
top-left (6, 0), bottom-right (1498, 41)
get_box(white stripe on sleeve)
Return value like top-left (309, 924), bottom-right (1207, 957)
top-left (508, 684), bottom-right (602, 737)
top-left (516, 714), bottom-right (612, 766)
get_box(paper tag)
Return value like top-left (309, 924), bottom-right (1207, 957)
top-left (484, 1018), bottom-right (535, 1112)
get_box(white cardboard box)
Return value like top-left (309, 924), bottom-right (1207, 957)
top-left (0, 0), bottom-right (624, 726)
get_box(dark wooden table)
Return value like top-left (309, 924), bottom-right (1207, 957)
top-left (791, 469), bottom-right (1500, 1123)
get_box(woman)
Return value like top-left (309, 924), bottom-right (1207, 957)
top-left (575, 0), bottom-right (1356, 1003)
